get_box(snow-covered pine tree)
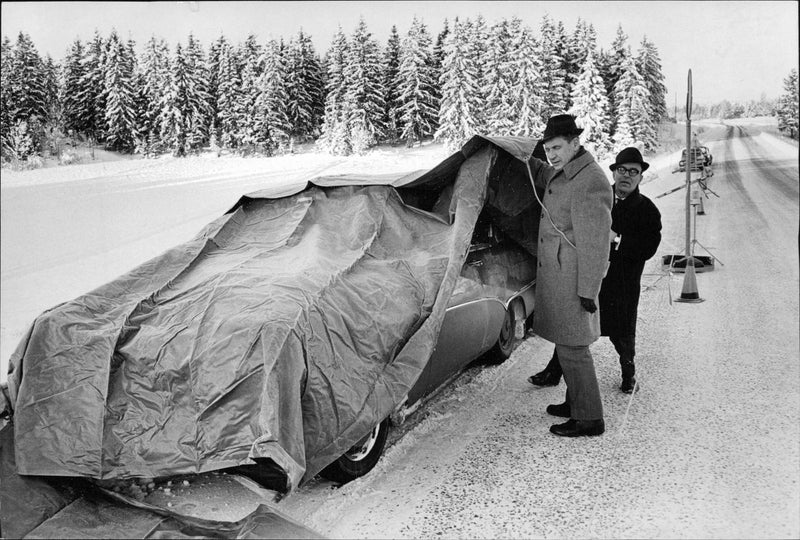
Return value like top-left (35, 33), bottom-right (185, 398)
top-left (568, 48), bottom-right (612, 158)
top-left (612, 49), bottom-right (654, 151)
top-left (396, 16), bottom-right (438, 146)
top-left (318, 27), bottom-right (350, 155)
top-left (434, 17), bottom-right (480, 151)
top-left (1, 36), bottom-right (14, 150)
top-left (344, 17), bottom-right (386, 153)
top-left (482, 18), bottom-right (516, 135)
top-left (185, 34), bottom-right (211, 152)
top-left (537, 15), bottom-right (568, 121)
top-left (553, 20), bottom-right (572, 111)
top-left (465, 15), bottom-right (489, 127)
top-left (103, 30), bottom-right (137, 152)
top-left (137, 36), bottom-right (171, 156)
top-left (76, 31), bottom-right (107, 143)
top-left (636, 36), bottom-right (667, 124)
top-left (254, 39), bottom-right (291, 154)
top-left (283, 30), bottom-right (324, 142)
top-left (159, 42), bottom-right (191, 156)
top-left (381, 25), bottom-right (402, 143)
top-left (215, 39), bottom-right (242, 151)
top-left (205, 35), bottom-right (227, 141)
top-left (602, 24), bottom-right (629, 133)
top-left (777, 68), bottom-right (799, 139)
top-left (508, 17), bottom-right (545, 137)
top-left (237, 34), bottom-right (264, 154)
top-left (5, 31), bottom-right (50, 155)
top-left (430, 19), bottom-right (449, 120)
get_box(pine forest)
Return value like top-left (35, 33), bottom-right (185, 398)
top-left (1, 15), bottom-right (794, 167)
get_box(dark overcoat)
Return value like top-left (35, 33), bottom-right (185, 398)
top-left (530, 148), bottom-right (613, 346)
top-left (599, 186), bottom-right (662, 337)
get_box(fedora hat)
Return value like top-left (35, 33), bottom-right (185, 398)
top-left (609, 147), bottom-right (650, 172)
top-left (541, 114), bottom-right (584, 142)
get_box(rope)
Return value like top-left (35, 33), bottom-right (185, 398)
top-left (525, 162), bottom-right (577, 250)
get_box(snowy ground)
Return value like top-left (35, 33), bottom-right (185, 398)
top-left (2, 120), bottom-right (798, 538)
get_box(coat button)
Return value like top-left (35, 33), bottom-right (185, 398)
top-left (540, 237), bottom-right (543, 243)
top-left (538, 261), bottom-right (542, 267)
top-left (548, 189), bottom-right (553, 194)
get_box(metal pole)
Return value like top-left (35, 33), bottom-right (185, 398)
top-left (685, 70), bottom-right (693, 261)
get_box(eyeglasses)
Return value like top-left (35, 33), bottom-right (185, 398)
top-left (615, 166), bottom-right (642, 177)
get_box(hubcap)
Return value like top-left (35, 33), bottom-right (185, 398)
top-left (344, 424), bottom-right (380, 461)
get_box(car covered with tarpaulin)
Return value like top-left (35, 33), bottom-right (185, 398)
top-left (4, 135), bottom-right (544, 497)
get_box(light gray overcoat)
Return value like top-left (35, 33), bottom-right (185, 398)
top-left (530, 148), bottom-right (613, 346)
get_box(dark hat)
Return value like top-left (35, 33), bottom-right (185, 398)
top-left (610, 147), bottom-right (650, 172)
top-left (541, 114), bottom-right (584, 142)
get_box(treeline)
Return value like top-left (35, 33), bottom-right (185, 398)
top-left (1, 14), bottom-right (672, 165)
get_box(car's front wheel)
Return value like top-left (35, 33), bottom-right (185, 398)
top-left (320, 419), bottom-right (389, 483)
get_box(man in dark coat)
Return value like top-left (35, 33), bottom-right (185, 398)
top-left (528, 115), bottom-right (613, 437)
top-left (528, 147), bottom-right (662, 394)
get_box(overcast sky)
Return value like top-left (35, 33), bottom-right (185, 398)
top-left (1, 1), bottom-right (797, 105)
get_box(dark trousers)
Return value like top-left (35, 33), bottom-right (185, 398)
top-left (555, 344), bottom-right (604, 421)
top-left (544, 334), bottom-right (636, 380)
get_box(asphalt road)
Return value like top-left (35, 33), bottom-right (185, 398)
top-left (270, 125), bottom-right (799, 538)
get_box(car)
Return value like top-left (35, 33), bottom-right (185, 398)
top-left (321, 206), bottom-right (536, 483)
top-left (5, 136), bottom-right (542, 494)
top-left (679, 146), bottom-right (713, 171)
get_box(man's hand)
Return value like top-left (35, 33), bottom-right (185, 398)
top-left (609, 229), bottom-right (618, 243)
top-left (579, 297), bottom-right (597, 313)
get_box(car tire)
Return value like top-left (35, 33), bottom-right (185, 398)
top-left (487, 301), bottom-right (520, 364)
top-left (319, 419), bottom-right (389, 484)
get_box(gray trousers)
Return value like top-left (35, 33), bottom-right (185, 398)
top-left (555, 344), bottom-right (604, 421)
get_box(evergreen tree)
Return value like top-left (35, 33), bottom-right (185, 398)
top-left (602, 24), bottom-right (630, 132)
top-left (777, 68), bottom-right (798, 139)
top-left (215, 39), bottom-right (242, 150)
top-left (1, 36), bottom-right (14, 149)
top-left (283, 30), bottom-right (324, 142)
top-left (430, 19), bottom-right (449, 120)
top-left (254, 39), bottom-right (291, 154)
top-left (509, 18), bottom-right (545, 137)
top-left (569, 48), bottom-right (611, 158)
top-left (138, 36), bottom-right (171, 156)
top-left (482, 18), bottom-right (516, 135)
top-left (160, 42), bottom-right (192, 156)
top-left (103, 30), bottom-right (137, 152)
top-left (397, 16), bottom-right (438, 146)
top-left (382, 25), bottom-right (402, 142)
top-left (76, 31), bottom-right (107, 142)
top-left (184, 34), bottom-right (211, 151)
top-left (435, 17), bottom-right (480, 151)
top-left (613, 50), bottom-right (654, 151)
top-left (8, 32), bottom-right (49, 124)
top-left (318, 27), bottom-right (350, 154)
top-left (237, 34), bottom-right (264, 153)
top-left (635, 36), bottom-right (667, 123)
top-left (537, 15), bottom-right (567, 120)
top-left (344, 17), bottom-right (386, 153)
top-left (465, 15), bottom-right (489, 126)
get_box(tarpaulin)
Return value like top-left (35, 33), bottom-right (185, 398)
top-left (5, 136), bottom-right (541, 497)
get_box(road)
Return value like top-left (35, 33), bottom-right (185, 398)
top-left (270, 124), bottom-right (798, 538)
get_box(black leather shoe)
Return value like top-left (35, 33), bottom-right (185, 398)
top-left (528, 369), bottom-right (562, 387)
top-left (620, 377), bottom-right (638, 394)
top-left (549, 419), bottom-right (605, 437)
top-left (545, 402), bottom-right (571, 418)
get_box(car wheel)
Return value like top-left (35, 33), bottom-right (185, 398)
top-left (319, 419), bottom-right (389, 484)
top-left (487, 301), bottom-right (520, 364)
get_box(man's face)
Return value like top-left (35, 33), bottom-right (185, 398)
top-left (613, 162), bottom-right (644, 198)
top-left (543, 136), bottom-right (580, 170)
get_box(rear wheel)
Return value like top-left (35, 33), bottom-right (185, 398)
top-left (487, 301), bottom-right (521, 364)
top-left (320, 419), bottom-right (389, 483)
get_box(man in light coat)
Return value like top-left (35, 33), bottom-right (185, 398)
top-left (528, 114), bottom-right (613, 437)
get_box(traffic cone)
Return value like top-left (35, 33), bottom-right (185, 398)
top-left (675, 260), bottom-right (704, 303)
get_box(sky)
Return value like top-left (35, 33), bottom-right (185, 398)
top-left (1, 1), bottom-right (798, 105)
